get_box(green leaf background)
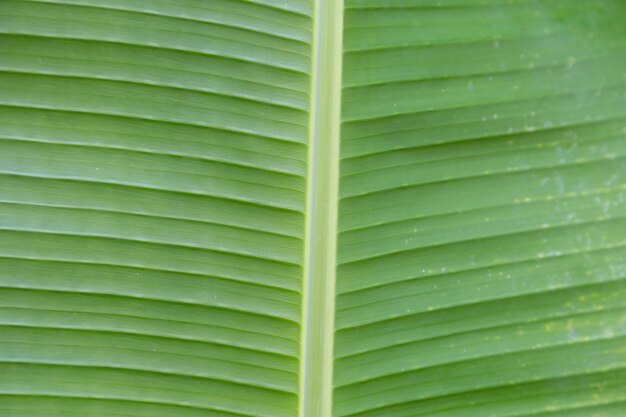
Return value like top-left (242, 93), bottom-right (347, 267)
top-left (0, 0), bottom-right (625, 416)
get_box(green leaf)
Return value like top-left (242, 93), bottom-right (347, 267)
top-left (1, 1), bottom-right (625, 417)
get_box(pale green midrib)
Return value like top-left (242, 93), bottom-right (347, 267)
top-left (299, 0), bottom-right (343, 416)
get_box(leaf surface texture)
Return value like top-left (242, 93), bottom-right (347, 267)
top-left (0, 1), bottom-right (625, 417)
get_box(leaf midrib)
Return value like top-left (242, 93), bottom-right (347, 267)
top-left (299, 0), bottom-right (344, 416)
